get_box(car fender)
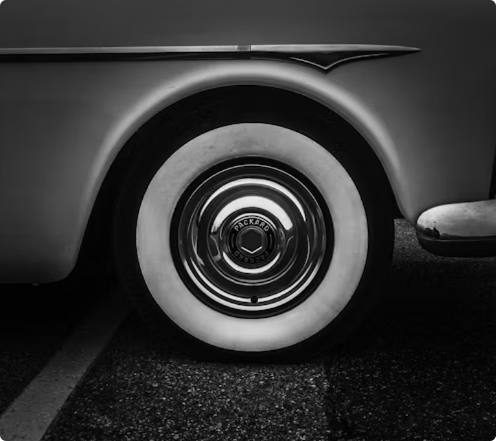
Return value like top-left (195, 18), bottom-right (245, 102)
top-left (0, 59), bottom-right (409, 282)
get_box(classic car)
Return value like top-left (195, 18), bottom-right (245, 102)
top-left (0, 0), bottom-right (495, 360)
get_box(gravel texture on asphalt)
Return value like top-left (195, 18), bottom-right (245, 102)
top-left (42, 314), bottom-right (330, 441)
top-left (40, 220), bottom-right (496, 441)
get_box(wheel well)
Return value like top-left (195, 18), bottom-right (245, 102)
top-left (74, 85), bottom-right (401, 279)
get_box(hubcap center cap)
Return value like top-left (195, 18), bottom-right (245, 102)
top-left (228, 215), bottom-right (277, 267)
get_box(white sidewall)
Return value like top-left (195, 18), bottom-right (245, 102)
top-left (136, 123), bottom-right (368, 352)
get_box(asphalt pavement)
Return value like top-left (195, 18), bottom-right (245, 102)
top-left (2, 220), bottom-right (496, 441)
top-left (0, 275), bottom-right (107, 416)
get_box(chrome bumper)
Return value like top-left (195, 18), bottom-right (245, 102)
top-left (416, 200), bottom-right (496, 257)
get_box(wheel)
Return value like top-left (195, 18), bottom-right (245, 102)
top-left (113, 93), bottom-right (394, 361)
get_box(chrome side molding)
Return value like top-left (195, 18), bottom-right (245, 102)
top-left (0, 44), bottom-right (421, 72)
top-left (252, 44), bottom-right (420, 71)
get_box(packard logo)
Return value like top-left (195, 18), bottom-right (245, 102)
top-left (232, 217), bottom-right (270, 233)
top-left (228, 216), bottom-right (276, 266)
top-left (233, 247), bottom-right (272, 263)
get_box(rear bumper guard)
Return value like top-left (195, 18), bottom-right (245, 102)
top-left (416, 200), bottom-right (496, 257)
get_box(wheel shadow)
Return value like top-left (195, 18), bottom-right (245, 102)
top-left (375, 220), bottom-right (496, 353)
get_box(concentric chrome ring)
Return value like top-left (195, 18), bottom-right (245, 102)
top-left (171, 157), bottom-right (333, 317)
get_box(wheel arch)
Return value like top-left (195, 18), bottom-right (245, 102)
top-left (76, 63), bottom-right (402, 279)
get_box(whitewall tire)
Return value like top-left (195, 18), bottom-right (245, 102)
top-left (113, 92), bottom-right (393, 361)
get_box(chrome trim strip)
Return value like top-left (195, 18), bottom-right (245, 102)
top-left (0, 45), bottom-right (250, 55)
top-left (261, 52), bottom-right (396, 71)
top-left (0, 44), bottom-right (420, 55)
top-left (251, 44), bottom-right (419, 53)
top-left (0, 44), bottom-right (421, 72)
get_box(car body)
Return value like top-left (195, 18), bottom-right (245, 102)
top-left (1, 0), bottom-right (495, 359)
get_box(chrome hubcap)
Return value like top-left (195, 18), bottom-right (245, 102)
top-left (172, 158), bottom-right (332, 317)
